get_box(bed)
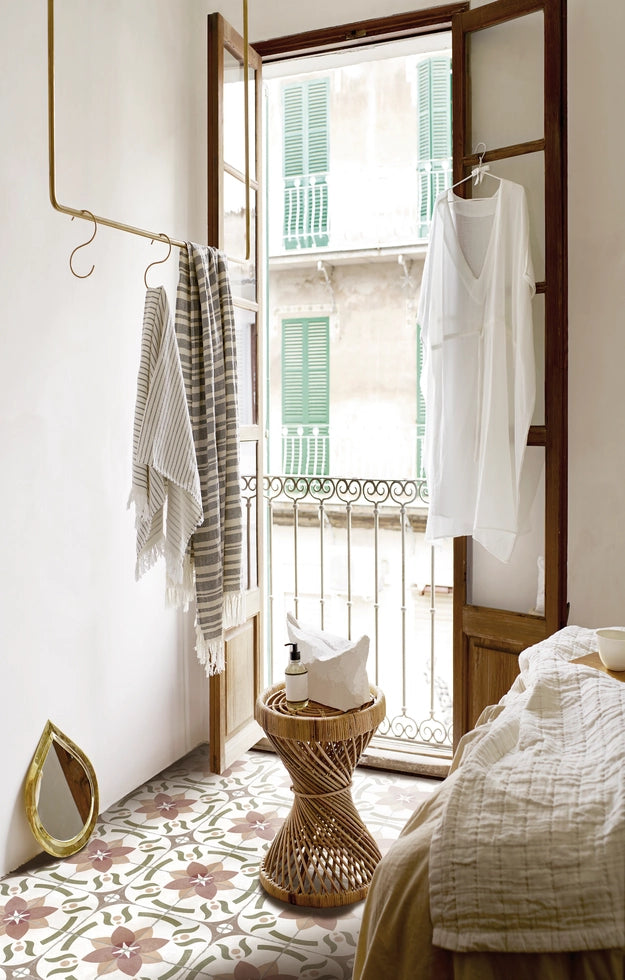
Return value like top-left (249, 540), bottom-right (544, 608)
top-left (354, 626), bottom-right (625, 980)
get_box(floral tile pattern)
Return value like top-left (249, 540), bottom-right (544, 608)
top-left (1, 747), bottom-right (436, 978)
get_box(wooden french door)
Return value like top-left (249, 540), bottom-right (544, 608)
top-left (451, 0), bottom-right (568, 747)
top-left (206, 13), bottom-right (265, 773)
top-left (217, 1), bottom-right (567, 764)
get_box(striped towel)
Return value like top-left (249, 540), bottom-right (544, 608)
top-left (175, 244), bottom-right (244, 675)
top-left (128, 286), bottom-right (203, 602)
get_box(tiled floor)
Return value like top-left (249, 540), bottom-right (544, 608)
top-left (0, 746), bottom-right (437, 980)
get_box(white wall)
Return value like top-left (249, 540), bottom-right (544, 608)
top-left (0, 0), bottom-right (212, 876)
top-left (566, 0), bottom-right (625, 626)
top-left (2, 0), bottom-right (623, 875)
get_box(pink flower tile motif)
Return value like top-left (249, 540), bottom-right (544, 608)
top-left (236, 763), bottom-right (291, 805)
top-left (164, 860), bottom-right (237, 901)
top-left (124, 846), bottom-right (258, 923)
top-left (65, 838), bottom-right (135, 874)
top-left (274, 946), bottom-right (348, 979)
top-left (0, 879), bottom-right (98, 970)
top-left (136, 793), bottom-right (197, 822)
top-left (0, 895), bottom-right (57, 941)
top-left (277, 909), bottom-right (340, 932)
top-left (35, 828), bottom-right (172, 895)
top-left (81, 923), bottom-right (168, 976)
top-left (368, 781), bottom-right (432, 814)
top-left (236, 893), bottom-right (362, 960)
top-left (193, 798), bottom-right (289, 855)
top-left (202, 941), bottom-right (349, 980)
top-left (35, 904), bottom-right (214, 979)
top-left (178, 934), bottom-right (304, 979)
top-left (103, 786), bottom-right (217, 837)
top-left (275, 904), bottom-right (362, 964)
top-left (228, 810), bottom-right (283, 843)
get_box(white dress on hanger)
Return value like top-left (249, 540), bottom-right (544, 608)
top-left (418, 178), bottom-right (535, 563)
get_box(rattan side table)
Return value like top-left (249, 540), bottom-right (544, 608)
top-left (254, 683), bottom-right (386, 907)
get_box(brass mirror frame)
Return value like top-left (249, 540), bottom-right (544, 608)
top-left (24, 720), bottom-right (99, 858)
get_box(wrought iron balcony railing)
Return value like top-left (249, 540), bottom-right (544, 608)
top-left (241, 474), bottom-right (454, 757)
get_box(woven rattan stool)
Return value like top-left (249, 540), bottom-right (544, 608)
top-left (254, 683), bottom-right (386, 907)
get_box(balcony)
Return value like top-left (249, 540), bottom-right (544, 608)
top-left (242, 474), bottom-right (454, 764)
top-left (282, 424), bottom-right (330, 477)
top-left (283, 174), bottom-right (329, 250)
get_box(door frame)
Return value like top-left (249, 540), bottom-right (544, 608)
top-left (451, 0), bottom-right (568, 746)
top-left (253, 0), bottom-right (568, 757)
top-left (206, 13), bottom-right (265, 772)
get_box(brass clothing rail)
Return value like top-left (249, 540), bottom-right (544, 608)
top-left (47, 0), bottom-right (252, 255)
top-left (47, 0), bottom-right (186, 248)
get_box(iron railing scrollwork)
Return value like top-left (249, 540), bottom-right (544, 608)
top-left (241, 473), bottom-right (451, 755)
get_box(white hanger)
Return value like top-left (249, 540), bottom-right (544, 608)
top-left (449, 142), bottom-right (503, 192)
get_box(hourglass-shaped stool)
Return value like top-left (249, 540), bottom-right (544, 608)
top-left (254, 683), bottom-right (386, 908)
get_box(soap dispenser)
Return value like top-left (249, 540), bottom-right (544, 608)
top-left (284, 642), bottom-right (309, 712)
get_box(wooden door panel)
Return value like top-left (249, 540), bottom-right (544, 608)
top-left (207, 13), bottom-right (264, 773)
top-left (466, 641), bottom-right (523, 731)
top-left (226, 621), bottom-right (257, 733)
top-left (210, 614), bottom-right (263, 773)
top-left (452, 0), bottom-right (567, 747)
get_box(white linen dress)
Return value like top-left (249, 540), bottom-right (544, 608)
top-left (418, 178), bottom-right (535, 562)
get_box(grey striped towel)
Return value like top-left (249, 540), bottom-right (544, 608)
top-left (128, 286), bottom-right (203, 602)
top-left (175, 244), bottom-right (244, 675)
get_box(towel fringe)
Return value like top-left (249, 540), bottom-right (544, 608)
top-left (223, 590), bottom-right (244, 630)
top-left (194, 626), bottom-right (225, 676)
top-left (127, 487), bottom-right (150, 526)
top-left (165, 555), bottom-right (196, 611)
top-left (135, 539), bottom-right (165, 581)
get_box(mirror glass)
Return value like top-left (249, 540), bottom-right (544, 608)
top-left (24, 720), bottom-right (99, 858)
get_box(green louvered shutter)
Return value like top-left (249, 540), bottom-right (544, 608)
top-left (417, 56), bottom-right (452, 238)
top-left (282, 317), bottom-right (330, 475)
top-left (283, 80), bottom-right (329, 249)
top-left (283, 86), bottom-right (305, 246)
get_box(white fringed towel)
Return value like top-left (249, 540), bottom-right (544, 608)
top-left (174, 244), bottom-right (244, 675)
top-left (128, 286), bottom-right (203, 600)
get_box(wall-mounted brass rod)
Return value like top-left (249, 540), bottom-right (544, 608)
top-left (47, 0), bottom-right (186, 249)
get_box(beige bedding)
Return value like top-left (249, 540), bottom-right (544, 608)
top-left (354, 627), bottom-right (625, 980)
top-left (354, 768), bottom-right (624, 979)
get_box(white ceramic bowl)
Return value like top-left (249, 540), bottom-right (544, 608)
top-left (596, 627), bottom-right (625, 672)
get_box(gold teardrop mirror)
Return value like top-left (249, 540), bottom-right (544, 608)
top-left (24, 720), bottom-right (99, 858)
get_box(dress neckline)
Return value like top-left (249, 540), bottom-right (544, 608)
top-left (440, 181), bottom-right (504, 286)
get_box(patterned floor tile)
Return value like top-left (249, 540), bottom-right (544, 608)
top-left (1, 747), bottom-right (443, 980)
top-left (101, 781), bottom-right (230, 839)
top-left (124, 847), bottom-right (262, 921)
top-left (29, 828), bottom-right (172, 896)
top-left (236, 894), bottom-right (363, 953)
top-left (0, 878), bottom-right (99, 972)
top-left (192, 798), bottom-right (289, 857)
top-left (33, 904), bottom-right (214, 979)
top-left (353, 770), bottom-right (433, 822)
top-left (172, 932), bottom-right (334, 979)
top-left (211, 759), bottom-right (293, 814)
top-left (275, 944), bottom-right (353, 980)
